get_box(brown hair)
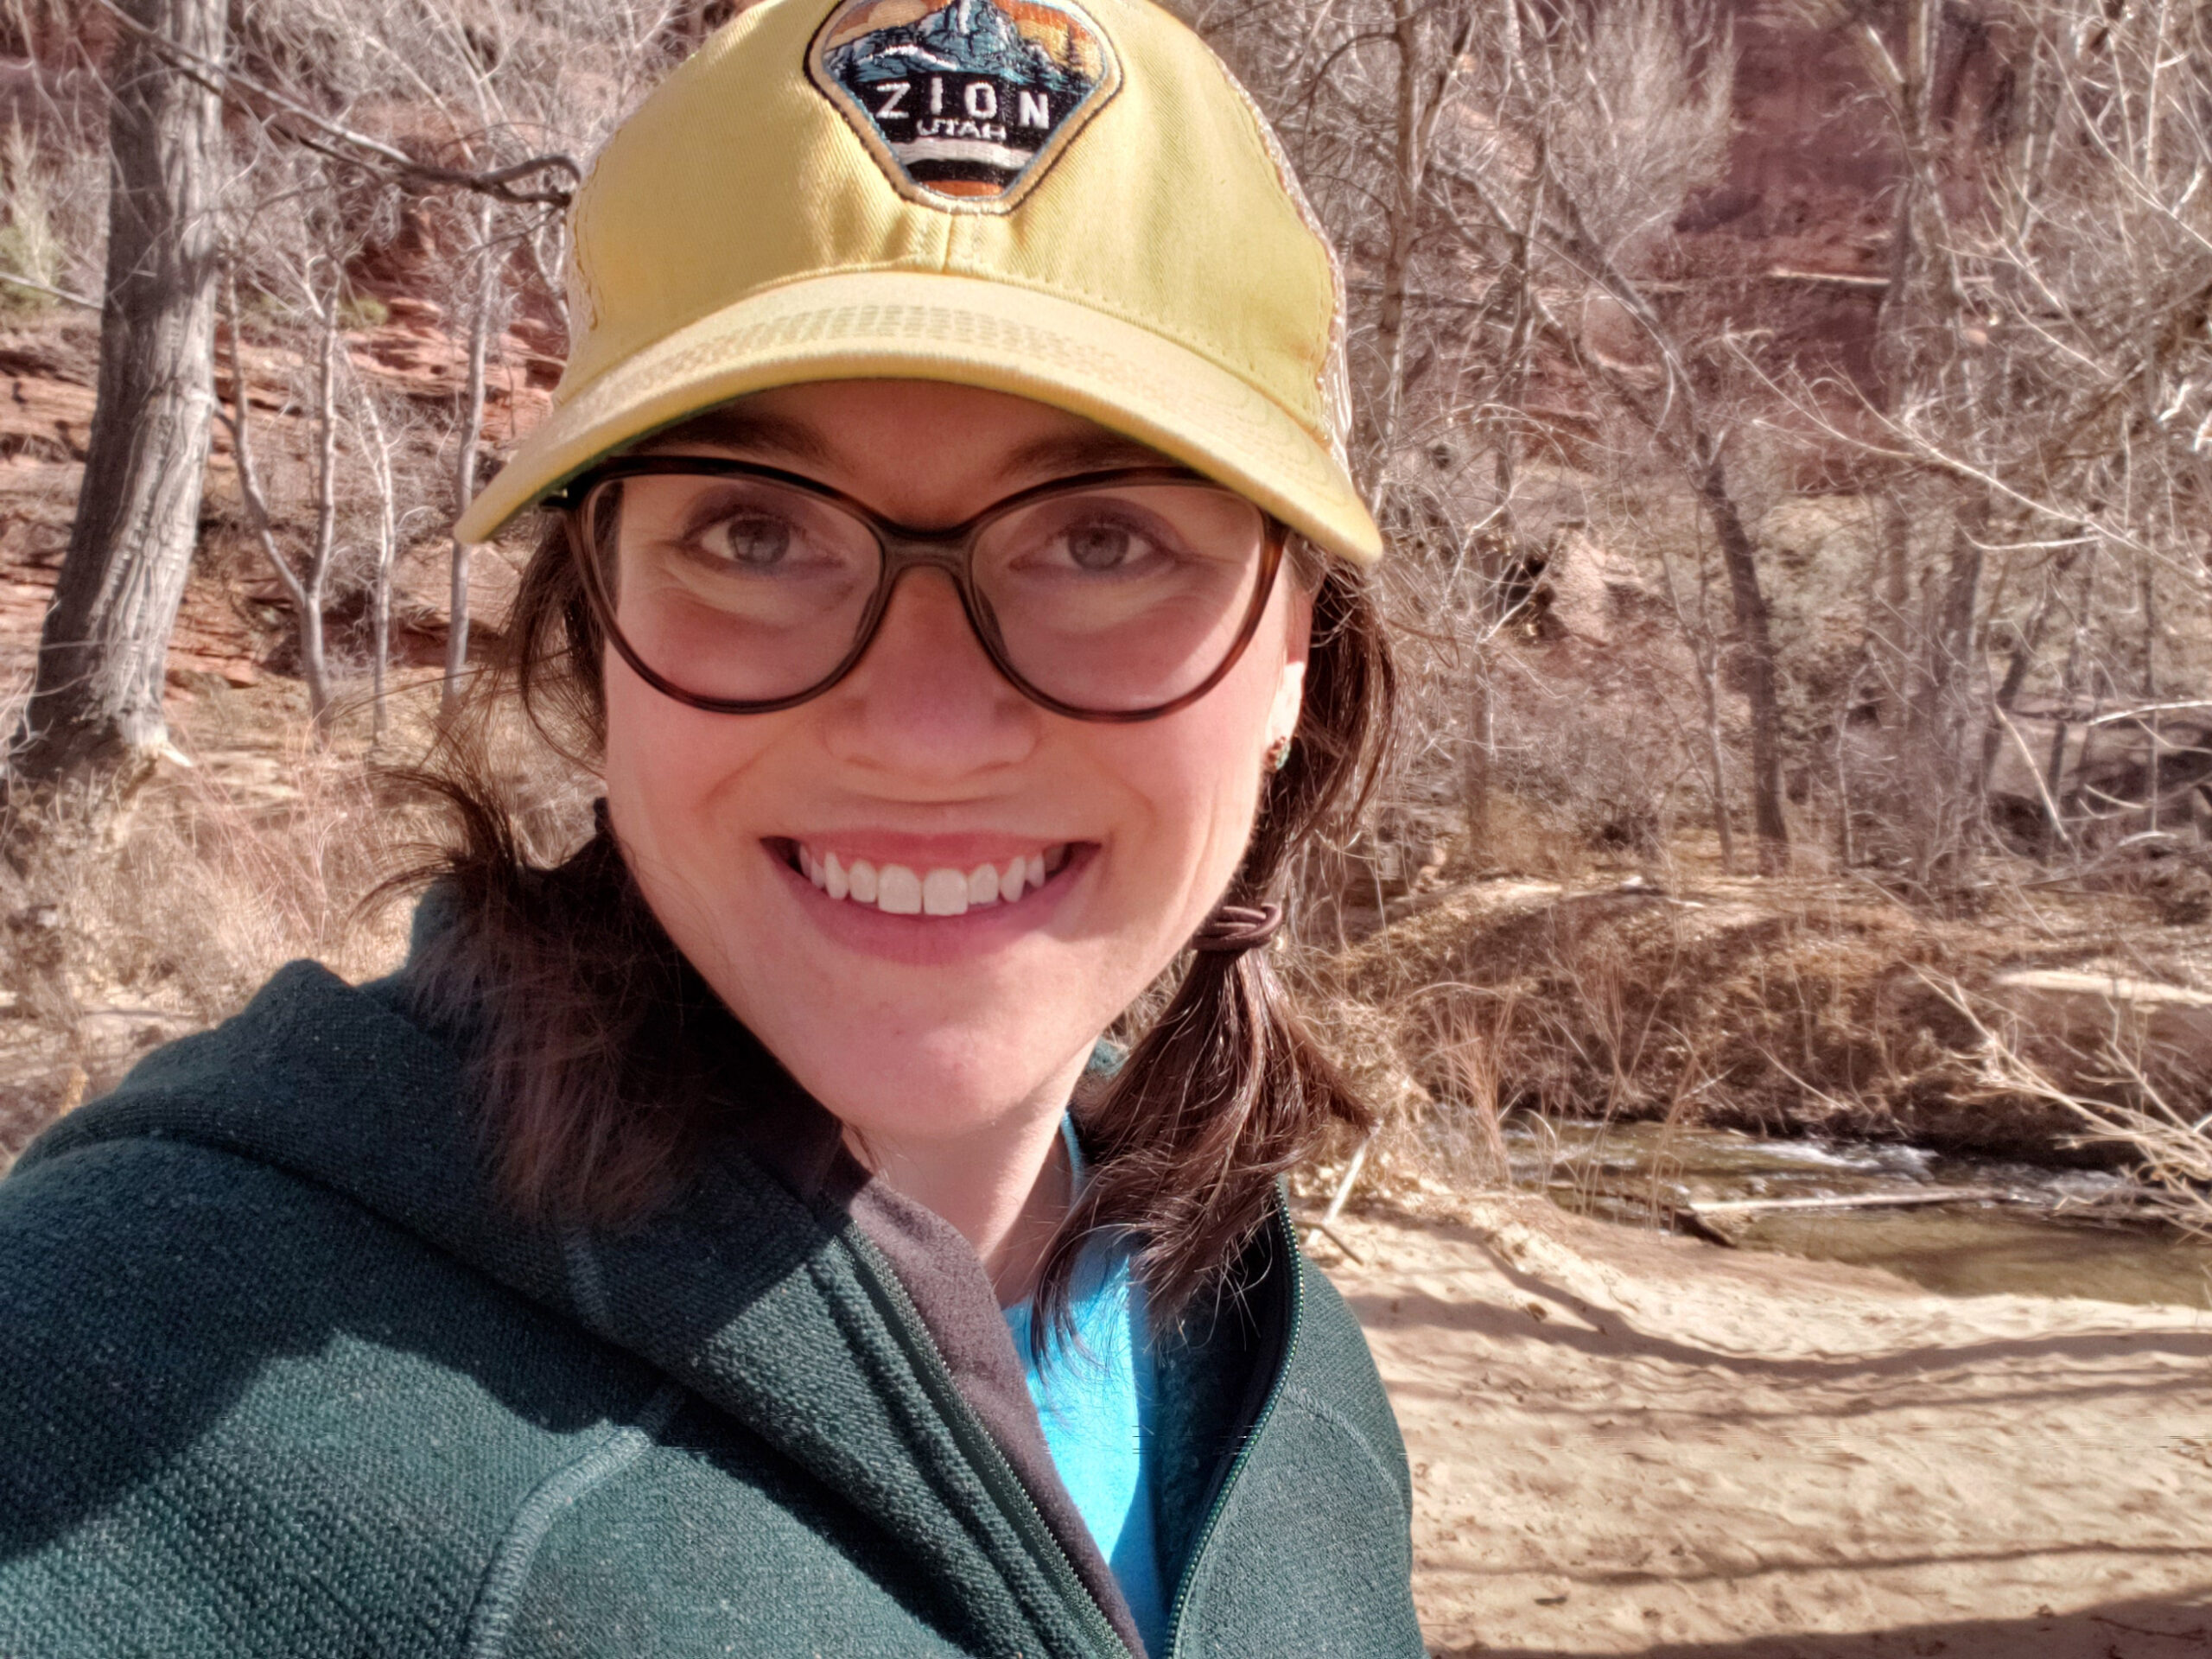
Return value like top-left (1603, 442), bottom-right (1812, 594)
top-left (401, 486), bottom-right (1395, 1331)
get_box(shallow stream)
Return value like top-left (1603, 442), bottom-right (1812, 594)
top-left (1511, 1119), bottom-right (2212, 1309)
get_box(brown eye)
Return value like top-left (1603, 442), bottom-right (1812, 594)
top-left (702, 512), bottom-right (796, 569)
top-left (1065, 523), bottom-right (1135, 570)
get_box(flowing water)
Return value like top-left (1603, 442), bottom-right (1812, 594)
top-left (1509, 1118), bottom-right (2212, 1309)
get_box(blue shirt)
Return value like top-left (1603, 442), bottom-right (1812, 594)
top-left (1001, 1126), bottom-right (1168, 1654)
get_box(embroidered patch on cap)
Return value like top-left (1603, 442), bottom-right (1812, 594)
top-left (808, 0), bottom-right (1120, 212)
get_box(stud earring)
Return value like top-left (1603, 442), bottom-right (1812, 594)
top-left (1265, 735), bottom-right (1294, 772)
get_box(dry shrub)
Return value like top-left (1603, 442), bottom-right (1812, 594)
top-left (1484, 674), bottom-right (1695, 862)
top-left (1929, 977), bottom-right (2212, 1234)
top-left (1300, 862), bottom-right (2212, 1176)
top-left (0, 117), bottom-right (103, 315)
top-left (1290, 942), bottom-right (1521, 1204)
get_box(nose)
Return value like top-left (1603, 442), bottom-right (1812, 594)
top-left (817, 566), bottom-right (1039, 779)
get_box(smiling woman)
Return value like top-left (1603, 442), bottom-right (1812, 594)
top-left (423, 374), bottom-right (1392, 1341)
top-left (0, 0), bottom-right (1422, 1655)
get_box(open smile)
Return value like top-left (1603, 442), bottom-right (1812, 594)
top-left (770, 839), bottom-right (1084, 918)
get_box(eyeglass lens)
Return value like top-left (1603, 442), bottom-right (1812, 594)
top-left (584, 470), bottom-right (1273, 714)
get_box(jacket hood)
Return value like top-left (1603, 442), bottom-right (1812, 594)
top-left (21, 944), bottom-right (1160, 1656)
top-left (16, 893), bottom-right (1419, 1658)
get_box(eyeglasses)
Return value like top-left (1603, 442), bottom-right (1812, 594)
top-left (550, 458), bottom-right (1287, 721)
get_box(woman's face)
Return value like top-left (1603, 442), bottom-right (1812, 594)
top-left (602, 380), bottom-right (1309, 1151)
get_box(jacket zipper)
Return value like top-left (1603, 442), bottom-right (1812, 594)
top-left (845, 1230), bottom-right (1132, 1659)
top-left (1160, 1192), bottom-right (1304, 1659)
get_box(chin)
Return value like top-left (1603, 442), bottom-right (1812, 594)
top-left (791, 1017), bottom-right (1090, 1143)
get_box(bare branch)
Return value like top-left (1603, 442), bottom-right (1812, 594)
top-left (90, 0), bottom-right (582, 206)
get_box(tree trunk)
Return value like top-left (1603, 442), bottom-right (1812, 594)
top-left (1464, 172), bottom-right (1542, 854)
top-left (2045, 547), bottom-right (2100, 810)
top-left (1696, 442), bottom-right (1789, 871)
top-left (1650, 523), bottom-right (1737, 873)
top-left (1906, 495), bottom-right (1987, 882)
top-left (1983, 533), bottom-right (2081, 785)
top-left (1698, 635), bottom-right (1736, 874)
top-left (2139, 554), bottom-right (2160, 833)
top-left (1872, 491), bottom-right (1912, 723)
top-left (354, 379), bottom-right (397, 747)
top-left (1372, 0), bottom-right (1468, 469)
top-left (442, 201), bottom-right (496, 723)
top-left (1465, 664), bottom-right (1492, 846)
top-left (7, 0), bottom-right (226, 800)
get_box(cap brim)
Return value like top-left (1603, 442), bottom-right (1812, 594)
top-left (454, 269), bottom-right (1381, 564)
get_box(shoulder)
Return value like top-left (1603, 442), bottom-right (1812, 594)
top-left (0, 1120), bottom-right (550, 1399)
top-left (1171, 1233), bottom-right (1425, 1657)
top-left (1284, 1254), bottom-right (1412, 1501)
top-left (0, 956), bottom-right (512, 1389)
top-left (0, 986), bottom-right (657, 1655)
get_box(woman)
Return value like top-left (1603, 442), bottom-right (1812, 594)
top-left (0, 0), bottom-right (1421, 1653)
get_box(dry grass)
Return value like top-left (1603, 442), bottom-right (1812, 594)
top-left (0, 673), bottom-right (595, 1161)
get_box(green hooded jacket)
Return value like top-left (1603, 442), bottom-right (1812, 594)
top-left (0, 922), bottom-right (1421, 1657)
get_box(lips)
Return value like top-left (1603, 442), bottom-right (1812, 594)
top-left (785, 842), bottom-right (1073, 916)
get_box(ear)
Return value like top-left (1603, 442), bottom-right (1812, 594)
top-left (1266, 659), bottom-right (1306, 753)
top-left (1264, 584), bottom-right (1314, 753)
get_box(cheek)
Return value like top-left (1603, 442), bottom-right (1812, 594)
top-left (603, 669), bottom-right (720, 821)
top-left (601, 659), bottom-right (782, 938)
top-left (1091, 654), bottom-right (1281, 906)
top-left (1086, 579), bottom-right (1305, 927)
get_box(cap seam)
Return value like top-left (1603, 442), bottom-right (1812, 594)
top-left (938, 262), bottom-right (1326, 445)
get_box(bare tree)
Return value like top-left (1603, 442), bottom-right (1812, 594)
top-left (9, 0), bottom-right (677, 801)
top-left (211, 0), bottom-right (683, 730)
top-left (1370, 0), bottom-right (1473, 468)
top-left (1476, 2), bottom-right (1788, 868)
top-left (5, 0), bottom-right (224, 806)
top-left (1776, 0), bottom-right (2212, 868)
top-left (1180, 0), bottom-right (1777, 885)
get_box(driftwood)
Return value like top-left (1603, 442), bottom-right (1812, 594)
top-left (1671, 1186), bottom-right (2016, 1247)
top-left (1301, 1134), bottom-right (1376, 1263)
top-left (1688, 1187), bottom-right (2012, 1216)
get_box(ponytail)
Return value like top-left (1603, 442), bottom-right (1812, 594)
top-left (1039, 549), bottom-right (1395, 1332)
top-left (1040, 926), bottom-right (1366, 1337)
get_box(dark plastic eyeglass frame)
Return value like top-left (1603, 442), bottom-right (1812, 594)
top-left (547, 456), bottom-right (1290, 722)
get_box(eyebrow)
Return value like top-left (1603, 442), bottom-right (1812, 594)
top-left (1004, 428), bottom-right (1182, 477)
top-left (634, 408), bottom-right (836, 467)
top-left (634, 404), bottom-right (1180, 482)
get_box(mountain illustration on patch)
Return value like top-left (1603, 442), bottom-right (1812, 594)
top-left (810, 0), bottom-right (1117, 206)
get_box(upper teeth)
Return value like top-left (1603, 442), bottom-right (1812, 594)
top-left (798, 844), bottom-right (1066, 915)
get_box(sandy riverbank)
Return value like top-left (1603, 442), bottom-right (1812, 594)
top-left (1318, 1196), bottom-right (2212, 1657)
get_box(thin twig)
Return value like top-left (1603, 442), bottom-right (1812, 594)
top-left (1992, 703), bottom-right (2077, 852)
top-left (0, 268), bottom-right (98, 309)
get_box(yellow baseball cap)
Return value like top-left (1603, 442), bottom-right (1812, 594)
top-left (453, 0), bottom-right (1382, 564)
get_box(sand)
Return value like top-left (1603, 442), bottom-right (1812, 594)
top-left (1314, 1195), bottom-right (2212, 1657)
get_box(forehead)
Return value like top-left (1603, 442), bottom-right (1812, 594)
top-left (636, 380), bottom-right (1177, 486)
